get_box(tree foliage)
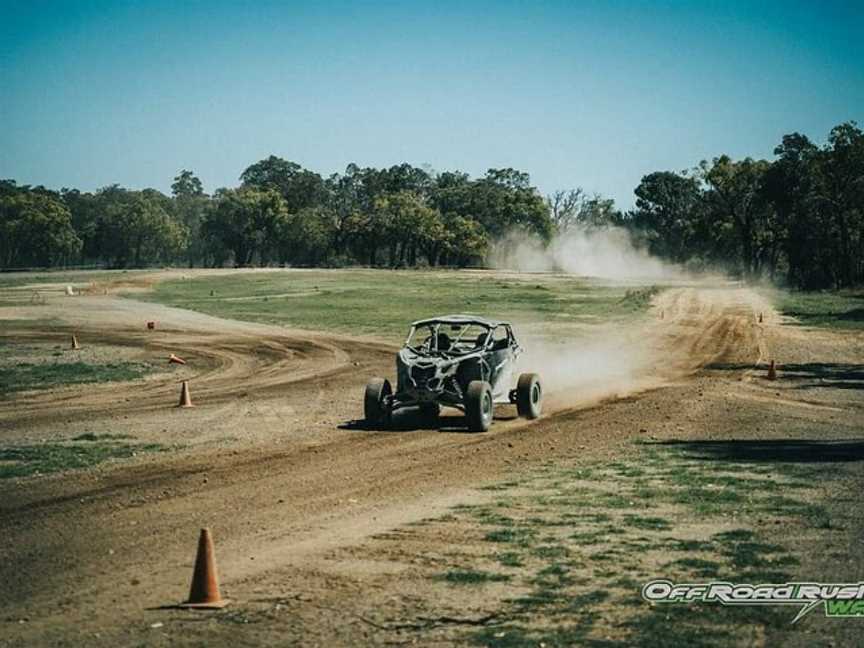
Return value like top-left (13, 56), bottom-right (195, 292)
top-left (2, 122), bottom-right (862, 289)
top-left (630, 121), bottom-right (864, 288)
top-left (0, 181), bottom-right (81, 267)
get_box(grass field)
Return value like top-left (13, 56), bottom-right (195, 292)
top-left (776, 289), bottom-right (864, 330)
top-left (2, 267), bottom-right (861, 334)
top-left (359, 441), bottom-right (839, 646)
top-left (0, 269), bottom-right (145, 288)
top-left (0, 434), bottom-right (167, 479)
top-left (143, 269), bottom-right (661, 340)
top-left (0, 359), bottom-right (154, 396)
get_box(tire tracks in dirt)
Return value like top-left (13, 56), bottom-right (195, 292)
top-left (0, 282), bottom-right (779, 645)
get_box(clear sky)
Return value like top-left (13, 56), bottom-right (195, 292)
top-left (1, 0), bottom-right (861, 208)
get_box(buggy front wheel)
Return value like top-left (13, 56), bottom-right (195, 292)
top-left (516, 373), bottom-right (542, 419)
top-left (364, 377), bottom-right (392, 426)
top-left (465, 380), bottom-right (493, 432)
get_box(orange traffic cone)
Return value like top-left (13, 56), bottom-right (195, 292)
top-left (767, 360), bottom-right (777, 381)
top-left (179, 528), bottom-right (228, 609)
top-left (169, 354), bottom-right (187, 365)
top-left (71, 334), bottom-right (80, 350)
top-left (178, 380), bottom-right (194, 407)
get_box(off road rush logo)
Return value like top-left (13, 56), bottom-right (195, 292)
top-left (642, 580), bottom-right (864, 623)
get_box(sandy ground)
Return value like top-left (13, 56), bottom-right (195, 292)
top-left (0, 272), bottom-right (861, 646)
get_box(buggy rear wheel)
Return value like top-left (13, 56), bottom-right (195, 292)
top-left (465, 380), bottom-right (493, 432)
top-left (516, 373), bottom-right (542, 419)
top-left (364, 377), bottom-right (392, 426)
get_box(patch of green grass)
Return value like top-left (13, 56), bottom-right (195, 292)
top-left (758, 495), bottom-right (828, 520)
top-left (566, 590), bottom-right (609, 609)
top-left (664, 538), bottom-right (715, 552)
top-left (0, 269), bottom-right (147, 289)
top-left (776, 289), bottom-right (864, 330)
top-left (480, 480), bottom-right (524, 491)
top-left (0, 439), bottom-right (167, 479)
top-left (671, 487), bottom-right (745, 510)
top-left (537, 563), bottom-right (570, 578)
top-left (526, 516), bottom-right (569, 527)
top-left (532, 544), bottom-right (569, 559)
top-left (622, 515), bottom-right (672, 531)
top-left (611, 464), bottom-right (646, 478)
top-left (438, 569), bottom-right (511, 585)
top-left (144, 269), bottom-right (658, 341)
top-left (569, 529), bottom-right (610, 545)
top-left (484, 528), bottom-right (538, 546)
top-left (0, 360), bottom-right (153, 395)
top-left (721, 541), bottom-right (795, 570)
top-left (595, 494), bottom-right (640, 509)
top-left (471, 617), bottom-right (601, 648)
top-left (561, 512), bottom-right (612, 524)
top-left (72, 432), bottom-right (132, 441)
top-left (496, 552), bottom-right (524, 567)
top-left (623, 605), bottom-right (731, 648)
top-left (607, 576), bottom-right (642, 590)
top-left (711, 529), bottom-right (755, 543)
top-left (664, 557), bottom-right (722, 578)
top-left (470, 509), bottom-right (516, 526)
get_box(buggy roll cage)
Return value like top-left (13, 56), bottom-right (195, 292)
top-left (403, 316), bottom-right (520, 357)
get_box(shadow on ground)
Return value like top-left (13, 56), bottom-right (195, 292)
top-left (706, 361), bottom-right (864, 390)
top-left (340, 405), bottom-right (519, 433)
top-left (650, 439), bottom-right (864, 464)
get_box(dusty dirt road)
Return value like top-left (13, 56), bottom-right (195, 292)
top-left (0, 276), bottom-right (860, 646)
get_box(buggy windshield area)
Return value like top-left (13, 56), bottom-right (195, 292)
top-left (406, 322), bottom-right (491, 356)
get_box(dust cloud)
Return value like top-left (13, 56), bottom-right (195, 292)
top-left (517, 326), bottom-right (665, 412)
top-left (490, 226), bottom-right (688, 411)
top-left (488, 226), bottom-right (682, 280)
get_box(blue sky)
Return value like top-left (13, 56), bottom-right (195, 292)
top-left (1, 0), bottom-right (861, 208)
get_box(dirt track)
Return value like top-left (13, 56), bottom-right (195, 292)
top-left (0, 276), bottom-right (859, 646)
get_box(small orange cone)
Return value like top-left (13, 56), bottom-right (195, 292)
top-left (71, 334), bottom-right (80, 350)
top-left (178, 380), bottom-right (194, 407)
top-left (179, 528), bottom-right (228, 609)
top-left (169, 354), bottom-right (187, 365)
top-left (147, 321), bottom-right (156, 330)
top-left (767, 360), bottom-right (777, 381)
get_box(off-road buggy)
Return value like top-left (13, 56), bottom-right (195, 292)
top-left (364, 315), bottom-right (542, 432)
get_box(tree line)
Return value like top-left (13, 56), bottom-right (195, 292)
top-left (630, 121), bottom-right (864, 289)
top-left (0, 162), bottom-right (549, 271)
top-left (1, 120), bottom-right (861, 289)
